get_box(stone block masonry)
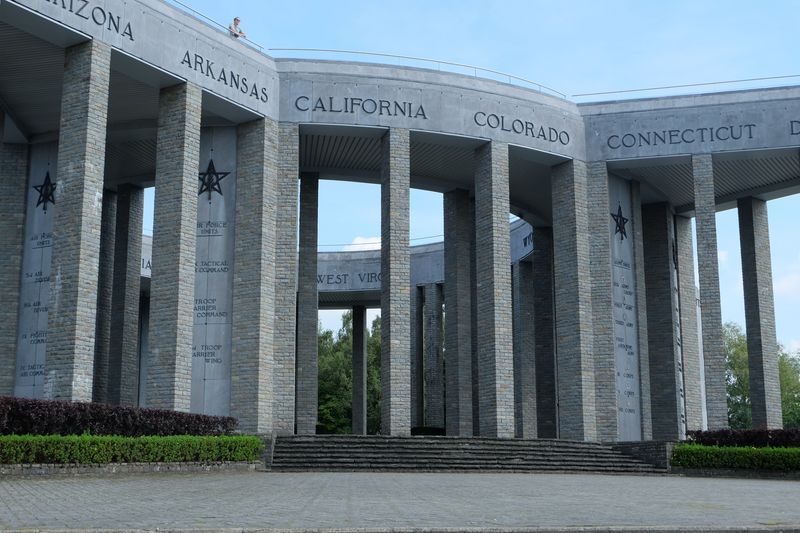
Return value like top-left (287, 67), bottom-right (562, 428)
top-left (738, 197), bottom-right (782, 428)
top-left (381, 128), bottom-right (411, 436)
top-left (642, 203), bottom-right (684, 441)
top-left (551, 159), bottom-right (597, 441)
top-left (587, 162), bottom-right (616, 442)
top-left (0, 115), bottom-right (27, 396)
top-left (444, 189), bottom-right (473, 436)
top-left (631, 182), bottom-right (653, 440)
top-left (108, 185), bottom-right (143, 406)
top-left (675, 215), bottom-right (703, 432)
top-left (692, 154), bottom-right (728, 430)
top-left (145, 82), bottom-right (202, 411)
top-left (533, 227), bottom-right (556, 438)
top-left (46, 41), bottom-right (111, 401)
top-left (92, 190), bottom-right (116, 403)
top-left (474, 141), bottom-right (515, 438)
top-left (512, 260), bottom-right (536, 438)
top-left (296, 174), bottom-right (319, 434)
top-left (231, 118), bottom-right (278, 434)
top-left (423, 283), bottom-right (444, 428)
top-left (352, 305), bottom-right (367, 435)
top-left (273, 122), bottom-right (299, 435)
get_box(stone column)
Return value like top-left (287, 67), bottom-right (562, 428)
top-left (533, 227), bottom-right (557, 438)
top-left (551, 159), bottom-right (597, 441)
top-left (145, 82), bottom-right (201, 411)
top-left (45, 41), bottom-right (111, 401)
top-left (692, 154), bottom-right (728, 429)
top-left (675, 215), bottom-right (703, 432)
top-left (108, 185), bottom-right (143, 406)
top-left (444, 188), bottom-right (473, 436)
top-left (231, 118), bottom-right (277, 434)
top-left (380, 128), bottom-right (411, 436)
top-left (352, 305), bottom-right (368, 435)
top-left (423, 283), bottom-right (444, 428)
top-left (410, 285), bottom-right (423, 428)
top-left (474, 141), bottom-right (514, 438)
top-left (587, 161), bottom-right (616, 442)
top-left (512, 260), bottom-right (537, 438)
top-left (296, 174), bottom-right (319, 434)
top-left (631, 182), bottom-right (653, 440)
top-left (0, 115), bottom-right (27, 396)
top-left (738, 197), bottom-right (783, 428)
top-left (274, 123), bottom-right (299, 434)
top-left (92, 190), bottom-right (116, 403)
top-left (642, 203), bottom-right (685, 440)
top-left (470, 199), bottom-right (480, 434)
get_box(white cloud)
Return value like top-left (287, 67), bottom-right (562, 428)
top-left (774, 271), bottom-right (800, 298)
top-left (718, 250), bottom-right (729, 265)
top-left (788, 339), bottom-right (800, 353)
top-left (341, 236), bottom-right (381, 251)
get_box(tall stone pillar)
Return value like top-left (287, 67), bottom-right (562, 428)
top-left (423, 283), bottom-right (444, 428)
top-left (108, 185), bottom-right (143, 406)
top-left (274, 123), bottom-right (299, 434)
top-left (532, 227), bottom-right (557, 438)
top-left (296, 174), bottom-right (319, 434)
top-left (410, 286), bottom-right (423, 428)
top-left (474, 141), bottom-right (514, 438)
top-left (45, 41), bottom-right (111, 401)
top-left (587, 162), bottom-right (616, 442)
top-left (0, 114), bottom-right (27, 396)
top-left (512, 260), bottom-right (537, 438)
top-left (738, 197), bottom-right (782, 428)
top-left (380, 128), bottom-right (411, 436)
top-left (551, 159), bottom-right (597, 441)
top-left (145, 82), bottom-right (201, 411)
top-left (631, 182), bottom-right (653, 440)
top-left (352, 305), bottom-right (368, 435)
top-left (675, 215), bottom-right (703, 431)
top-left (93, 190), bottom-right (116, 403)
top-left (642, 203), bottom-right (685, 440)
top-left (231, 118), bottom-right (277, 433)
top-left (692, 154), bottom-right (728, 429)
top-left (470, 199), bottom-right (480, 434)
top-left (444, 188), bottom-right (473, 436)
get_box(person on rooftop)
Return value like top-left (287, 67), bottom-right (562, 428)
top-left (229, 17), bottom-right (246, 39)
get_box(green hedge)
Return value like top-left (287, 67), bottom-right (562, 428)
top-left (0, 435), bottom-right (263, 464)
top-left (672, 443), bottom-right (800, 471)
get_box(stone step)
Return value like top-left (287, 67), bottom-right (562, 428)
top-left (271, 436), bottom-right (665, 474)
top-left (272, 450), bottom-right (647, 464)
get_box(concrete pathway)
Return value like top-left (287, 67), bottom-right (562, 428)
top-left (1, 471), bottom-right (799, 531)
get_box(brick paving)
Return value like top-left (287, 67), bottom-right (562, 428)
top-left (1, 471), bottom-right (799, 531)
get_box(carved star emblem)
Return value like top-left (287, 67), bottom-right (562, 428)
top-left (611, 204), bottom-right (629, 241)
top-left (33, 171), bottom-right (56, 213)
top-left (197, 159), bottom-right (229, 201)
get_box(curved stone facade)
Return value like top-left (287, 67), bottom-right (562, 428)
top-left (0, 0), bottom-right (792, 440)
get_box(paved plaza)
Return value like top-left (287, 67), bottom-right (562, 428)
top-left (1, 471), bottom-right (799, 531)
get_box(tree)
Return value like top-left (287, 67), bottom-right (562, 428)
top-left (724, 322), bottom-right (800, 429)
top-left (316, 311), bottom-right (382, 434)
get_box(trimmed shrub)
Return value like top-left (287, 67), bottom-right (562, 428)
top-left (0, 435), bottom-right (263, 464)
top-left (672, 443), bottom-right (800, 471)
top-left (686, 428), bottom-right (800, 448)
top-left (0, 397), bottom-right (237, 437)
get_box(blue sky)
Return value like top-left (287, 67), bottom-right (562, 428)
top-left (152, 0), bottom-right (800, 347)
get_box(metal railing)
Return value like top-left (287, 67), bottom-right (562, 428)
top-left (269, 48), bottom-right (566, 98)
top-left (166, 0), bottom-right (799, 101)
top-left (164, 1), bottom-right (564, 97)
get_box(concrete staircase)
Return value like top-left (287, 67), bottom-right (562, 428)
top-left (270, 435), bottom-right (667, 474)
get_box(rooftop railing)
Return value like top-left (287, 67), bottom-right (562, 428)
top-left (166, 0), bottom-right (800, 102)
